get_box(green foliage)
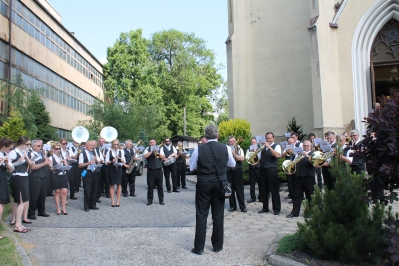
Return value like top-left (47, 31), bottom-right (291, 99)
top-left (0, 110), bottom-right (28, 142)
top-left (27, 92), bottom-right (57, 142)
top-left (278, 157), bottom-right (286, 181)
top-left (298, 153), bottom-right (386, 264)
top-left (136, 128), bottom-right (149, 147)
top-left (286, 117), bottom-right (306, 141)
top-left (277, 232), bottom-right (309, 254)
top-left (218, 118), bottom-right (251, 141)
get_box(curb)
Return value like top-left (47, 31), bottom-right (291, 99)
top-left (268, 255), bottom-right (307, 266)
top-left (3, 220), bottom-right (32, 266)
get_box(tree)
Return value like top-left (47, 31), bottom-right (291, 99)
top-left (362, 89), bottom-right (399, 203)
top-left (27, 92), bottom-right (57, 142)
top-left (0, 110), bottom-right (28, 142)
top-left (218, 118), bottom-right (251, 141)
top-left (286, 117), bottom-right (306, 141)
top-left (298, 154), bottom-right (385, 264)
top-left (149, 29), bottom-right (224, 137)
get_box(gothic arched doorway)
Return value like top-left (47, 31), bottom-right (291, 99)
top-left (371, 19), bottom-right (399, 106)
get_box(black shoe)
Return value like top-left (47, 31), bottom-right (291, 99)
top-left (258, 199), bottom-right (263, 203)
top-left (37, 213), bottom-right (50, 217)
top-left (22, 220), bottom-right (32, 224)
top-left (147, 201), bottom-right (152, 205)
top-left (70, 197), bottom-right (78, 200)
top-left (28, 215), bottom-right (37, 220)
top-left (286, 213), bottom-right (298, 218)
top-left (130, 194), bottom-right (137, 197)
top-left (274, 211), bottom-right (280, 216)
top-left (89, 207), bottom-right (99, 210)
top-left (284, 196), bottom-right (292, 200)
top-left (173, 190), bottom-right (180, 193)
top-left (177, 186), bottom-right (180, 189)
top-left (123, 194), bottom-right (128, 197)
top-left (182, 187), bottom-right (188, 189)
top-left (167, 190), bottom-right (172, 193)
top-left (241, 209), bottom-right (247, 213)
top-left (75, 189), bottom-right (79, 193)
top-left (191, 248), bottom-right (204, 255)
top-left (228, 208), bottom-right (237, 212)
top-left (160, 201), bottom-right (165, 205)
top-left (96, 199), bottom-right (101, 203)
top-left (213, 246), bottom-right (223, 253)
top-left (101, 193), bottom-right (106, 197)
top-left (247, 199), bottom-right (256, 203)
top-left (84, 208), bottom-right (89, 212)
top-left (258, 209), bottom-right (269, 214)
top-left (106, 195), bottom-right (110, 198)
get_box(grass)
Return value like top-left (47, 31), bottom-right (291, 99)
top-left (0, 190), bottom-right (23, 266)
top-left (276, 231), bottom-right (308, 254)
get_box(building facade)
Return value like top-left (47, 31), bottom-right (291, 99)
top-left (0, 0), bottom-right (104, 139)
top-left (226, 0), bottom-right (398, 138)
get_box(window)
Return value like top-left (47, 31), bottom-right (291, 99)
top-left (22, 18), bottom-right (29, 32)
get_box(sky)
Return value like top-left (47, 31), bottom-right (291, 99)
top-left (49, 0), bottom-right (229, 80)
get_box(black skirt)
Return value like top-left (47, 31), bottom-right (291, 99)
top-left (0, 167), bottom-right (10, 204)
top-left (51, 172), bottom-right (69, 190)
top-left (12, 175), bottom-right (29, 203)
top-left (108, 165), bottom-right (123, 185)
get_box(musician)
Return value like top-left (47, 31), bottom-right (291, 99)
top-left (189, 124), bottom-right (236, 254)
top-left (176, 141), bottom-right (188, 189)
top-left (246, 137), bottom-right (262, 203)
top-left (290, 132), bottom-right (303, 148)
top-left (50, 142), bottom-right (70, 215)
top-left (91, 140), bottom-right (104, 204)
top-left (160, 138), bottom-right (179, 193)
top-left (144, 138), bottom-right (165, 205)
top-left (98, 137), bottom-right (110, 198)
top-left (287, 140), bottom-right (320, 218)
top-left (321, 131), bottom-right (337, 190)
top-left (347, 129), bottom-right (365, 175)
top-left (227, 136), bottom-right (246, 213)
top-left (280, 137), bottom-right (296, 203)
top-left (336, 134), bottom-right (352, 171)
top-left (69, 141), bottom-right (80, 196)
top-left (79, 140), bottom-right (100, 211)
top-left (307, 133), bottom-right (323, 190)
top-left (0, 138), bottom-right (15, 238)
top-left (27, 140), bottom-right (51, 220)
top-left (8, 137), bottom-right (34, 233)
top-left (122, 140), bottom-right (138, 197)
top-left (105, 139), bottom-right (125, 207)
top-left (258, 132), bottom-right (282, 215)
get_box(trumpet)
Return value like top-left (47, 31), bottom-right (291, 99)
top-left (176, 144), bottom-right (187, 159)
top-left (153, 141), bottom-right (164, 158)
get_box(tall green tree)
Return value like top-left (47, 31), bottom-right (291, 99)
top-left (27, 93), bottom-right (57, 142)
top-left (149, 29), bottom-right (223, 137)
top-left (0, 110), bottom-right (28, 142)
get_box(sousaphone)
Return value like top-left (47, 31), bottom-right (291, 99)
top-left (100, 126), bottom-right (118, 142)
top-left (72, 126), bottom-right (89, 144)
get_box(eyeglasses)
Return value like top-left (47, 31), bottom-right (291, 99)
top-left (165, 141), bottom-right (170, 143)
top-left (198, 143), bottom-right (202, 145)
top-left (54, 148), bottom-right (61, 150)
top-left (113, 144), bottom-right (119, 146)
top-left (25, 143), bottom-right (31, 145)
top-left (62, 143), bottom-right (67, 145)
top-left (351, 135), bottom-right (358, 137)
top-left (36, 145), bottom-right (42, 147)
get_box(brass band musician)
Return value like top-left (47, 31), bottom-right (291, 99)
top-left (227, 136), bottom-right (246, 213)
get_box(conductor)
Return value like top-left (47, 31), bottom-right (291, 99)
top-left (189, 124), bottom-right (236, 255)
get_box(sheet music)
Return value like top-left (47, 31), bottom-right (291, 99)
top-left (151, 146), bottom-right (160, 152)
top-left (285, 145), bottom-right (295, 151)
top-left (95, 164), bottom-right (103, 168)
top-left (314, 138), bottom-right (322, 145)
top-left (280, 141), bottom-right (288, 149)
top-left (43, 144), bottom-right (51, 151)
top-left (66, 142), bottom-right (73, 148)
top-left (103, 143), bottom-right (111, 150)
top-left (256, 135), bottom-right (266, 144)
top-left (284, 132), bottom-right (291, 138)
top-left (321, 145), bottom-right (333, 152)
top-left (320, 140), bottom-right (329, 146)
top-left (249, 144), bottom-right (258, 151)
top-left (293, 147), bottom-right (303, 154)
top-left (54, 164), bottom-right (72, 171)
top-left (113, 162), bottom-right (124, 167)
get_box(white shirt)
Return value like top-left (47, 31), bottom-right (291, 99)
top-left (257, 143), bottom-right (281, 160)
top-left (68, 146), bottom-right (79, 157)
top-left (189, 139), bottom-right (236, 171)
top-left (105, 149), bottom-right (125, 164)
top-left (51, 154), bottom-right (65, 175)
top-left (160, 145), bottom-right (177, 157)
top-left (1, 151), bottom-right (13, 171)
top-left (8, 148), bottom-right (28, 176)
top-left (61, 148), bottom-right (69, 159)
top-left (295, 141), bottom-right (303, 148)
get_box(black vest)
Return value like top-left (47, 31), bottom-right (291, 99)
top-left (12, 152), bottom-right (28, 173)
top-left (162, 146), bottom-right (175, 165)
top-left (197, 141), bottom-right (228, 182)
top-left (259, 144), bottom-right (278, 169)
top-left (146, 147), bottom-right (163, 170)
top-left (350, 141), bottom-right (365, 169)
top-left (176, 149), bottom-right (185, 164)
top-left (296, 151), bottom-right (314, 177)
top-left (123, 148), bottom-right (135, 168)
top-left (28, 151), bottom-right (46, 178)
top-left (295, 142), bottom-right (301, 147)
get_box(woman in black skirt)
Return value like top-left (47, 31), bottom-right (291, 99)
top-left (50, 142), bottom-right (69, 215)
top-left (0, 138), bottom-right (15, 238)
top-left (106, 139), bottom-right (125, 207)
top-left (8, 136), bottom-right (34, 233)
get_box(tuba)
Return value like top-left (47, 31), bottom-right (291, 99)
top-left (100, 126), bottom-right (118, 142)
top-left (282, 154), bottom-right (305, 175)
top-left (134, 139), bottom-right (144, 153)
top-left (234, 136), bottom-right (244, 156)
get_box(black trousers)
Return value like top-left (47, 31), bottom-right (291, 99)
top-left (176, 162), bottom-right (186, 188)
top-left (28, 176), bottom-right (47, 217)
top-left (291, 176), bottom-right (315, 216)
top-left (249, 167), bottom-right (261, 200)
top-left (94, 171), bottom-right (101, 200)
top-left (286, 173), bottom-right (295, 199)
top-left (227, 168), bottom-right (246, 210)
top-left (100, 164), bottom-right (109, 196)
top-left (147, 168), bottom-right (164, 202)
top-left (75, 166), bottom-right (83, 191)
top-left (259, 167), bottom-right (281, 212)
top-left (122, 167), bottom-right (137, 195)
top-left (83, 171), bottom-right (98, 210)
top-left (322, 166), bottom-right (335, 190)
top-left (194, 181), bottom-right (224, 251)
top-left (69, 163), bottom-right (78, 198)
top-left (315, 168), bottom-right (323, 189)
top-left (351, 165), bottom-right (364, 175)
top-left (163, 163), bottom-right (177, 191)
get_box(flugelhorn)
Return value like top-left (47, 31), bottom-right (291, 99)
top-left (282, 154), bottom-right (305, 175)
top-left (245, 145), bottom-right (265, 165)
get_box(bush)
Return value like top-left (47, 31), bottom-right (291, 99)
top-left (298, 156), bottom-right (386, 264)
top-left (278, 157), bottom-right (286, 182)
top-left (277, 232), bottom-right (309, 254)
top-left (218, 118), bottom-right (251, 141)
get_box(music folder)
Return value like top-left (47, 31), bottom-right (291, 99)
top-left (256, 135), bottom-right (266, 144)
top-left (293, 147), bottom-right (303, 154)
top-left (321, 145), bottom-right (333, 152)
top-left (249, 144), bottom-right (258, 151)
top-left (284, 132), bottom-right (291, 138)
top-left (54, 164), bottom-right (72, 171)
top-left (285, 145), bottom-right (295, 151)
top-left (280, 141), bottom-right (288, 149)
top-left (151, 145), bottom-right (160, 152)
top-left (313, 138), bottom-right (322, 145)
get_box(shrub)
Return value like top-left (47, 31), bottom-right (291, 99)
top-left (218, 118), bottom-right (251, 141)
top-left (298, 156), bottom-right (386, 264)
top-left (277, 232), bottom-right (309, 254)
top-left (286, 117), bottom-right (306, 141)
top-left (384, 206), bottom-right (399, 265)
top-left (0, 110), bottom-right (28, 142)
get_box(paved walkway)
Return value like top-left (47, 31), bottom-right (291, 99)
top-left (9, 169), bottom-right (306, 266)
